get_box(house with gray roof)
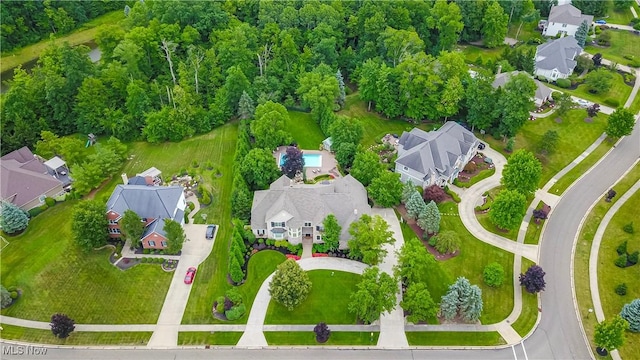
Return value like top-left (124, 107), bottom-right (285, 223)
top-left (1, 147), bottom-right (67, 211)
top-left (493, 71), bottom-right (553, 107)
top-left (250, 175), bottom-right (370, 248)
top-left (534, 36), bottom-right (582, 81)
top-left (543, 4), bottom-right (593, 37)
top-left (106, 184), bottom-right (186, 249)
top-left (395, 122), bottom-right (479, 188)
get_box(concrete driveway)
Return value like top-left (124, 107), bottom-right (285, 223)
top-left (147, 223), bottom-right (216, 348)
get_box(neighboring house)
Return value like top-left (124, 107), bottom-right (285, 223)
top-left (1, 147), bottom-right (67, 211)
top-left (543, 4), bottom-right (593, 37)
top-left (322, 137), bottom-right (333, 152)
top-left (534, 36), bottom-right (582, 80)
top-left (106, 185), bottom-right (186, 250)
top-left (493, 71), bottom-right (553, 107)
top-left (251, 175), bottom-right (371, 249)
top-left (395, 122), bottom-right (479, 188)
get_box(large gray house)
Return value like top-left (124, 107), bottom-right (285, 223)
top-left (395, 122), bottom-right (479, 188)
top-left (534, 36), bottom-right (582, 81)
top-left (250, 175), bottom-right (370, 248)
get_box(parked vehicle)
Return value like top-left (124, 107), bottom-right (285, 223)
top-left (206, 225), bottom-right (216, 239)
top-left (576, 99), bottom-right (592, 108)
top-left (184, 267), bottom-right (197, 284)
top-left (478, 142), bottom-right (486, 150)
top-left (595, 20), bottom-right (607, 25)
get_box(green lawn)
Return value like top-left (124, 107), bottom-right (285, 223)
top-left (265, 331), bottom-right (380, 345)
top-left (458, 44), bottom-right (505, 65)
top-left (575, 164), bottom-right (640, 359)
top-left (338, 94), bottom-right (435, 146)
top-left (265, 270), bottom-right (361, 324)
top-left (507, 21), bottom-right (540, 42)
top-left (629, 88), bottom-right (640, 114)
top-left (1, 10), bottom-right (124, 72)
top-left (436, 202), bottom-right (515, 324)
top-left (549, 70), bottom-right (633, 109)
top-left (549, 140), bottom-right (612, 195)
top-left (524, 201), bottom-right (547, 245)
top-left (482, 109), bottom-right (608, 186)
top-left (177, 331), bottom-right (243, 345)
top-left (477, 213), bottom-right (519, 241)
top-left (0, 201), bottom-right (172, 323)
top-left (585, 30), bottom-right (640, 67)
top-left (0, 324), bottom-right (152, 345)
top-left (512, 259), bottom-right (539, 337)
top-left (604, 0), bottom-right (636, 26)
top-left (285, 111), bottom-right (325, 150)
top-left (597, 190), bottom-right (640, 359)
top-left (406, 331), bottom-right (505, 346)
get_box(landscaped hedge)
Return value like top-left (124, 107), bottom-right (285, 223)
top-left (444, 186), bottom-right (461, 203)
top-left (555, 78), bottom-right (571, 88)
top-left (454, 168), bottom-right (496, 188)
top-left (604, 98), bottom-right (620, 108)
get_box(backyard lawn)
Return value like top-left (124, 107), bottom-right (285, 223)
top-left (547, 69), bottom-right (633, 108)
top-left (177, 331), bottom-right (243, 345)
top-left (574, 164), bottom-right (640, 359)
top-left (406, 331), bottom-right (505, 346)
top-left (0, 324), bottom-right (152, 345)
top-left (0, 201), bottom-right (172, 324)
top-left (265, 270), bottom-right (361, 325)
top-left (458, 44), bottom-right (505, 65)
top-left (482, 109), bottom-right (608, 187)
top-left (586, 30), bottom-right (640, 67)
top-left (512, 259), bottom-right (539, 337)
top-left (285, 111), bottom-right (325, 150)
top-left (265, 331), bottom-right (380, 345)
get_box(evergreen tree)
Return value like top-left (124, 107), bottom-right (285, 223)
top-left (237, 91), bottom-right (255, 120)
top-left (336, 69), bottom-right (346, 108)
top-left (575, 20), bottom-right (589, 47)
top-left (402, 182), bottom-right (418, 204)
top-left (439, 277), bottom-right (483, 322)
top-left (405, 191), bottom-right (427, 220)
top-left (620, 299), bottom-right (640, 332)
top-left (417, 200), bottom-right (441, 234)
top-left (0, 201), bottom-right (29, 234)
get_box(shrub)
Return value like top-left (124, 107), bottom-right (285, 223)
top-left (615, 283), bottom-right (627, 296)
top-left (50, 313), bottom-right (75, 339)
top-left (44, 197), bottom-right (56, 207)
top-left (616, 241), bottom-right (628, 256)
top-left (434, 230), bottom-right (460, 254)
top-left (314, 322), bottom-right (331, 343)
top-left (225, 304), bottom-right (247, 321)
top-left (556, 78), bottom-right (571, 88)
top-left (225, 288), bottom-right (243, 305)
top-left (1, 286), bottom-right (11, 308)
top-left (615, 254), bottom-right (628, 268)
top-left (628, 251), bottom-right (639, 265)
top-left (10, 291), bottom-right (18, 299)
top-left (216, 302), bottom-right (225, 313)
top-left (463, 162), bottom-right (477, 173)
top-left (483, 262), bottom-right (505, 287)
top-left (604, 98), bottom-right (620, 108)
top-left (475, 202), bottom-right (491, 212)
top-left (428, 235), bottom-right (438, 247)
top-left (444, 186), bottom-right (461, 203)
top-left (28, 206), bottom-right (45, 218)
top-left (423, 185), bottom-right (447, 203)
top-left (623, 222), bottom-right (634, 234)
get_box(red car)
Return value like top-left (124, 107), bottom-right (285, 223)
top-left (184, 267), bottom-right (197, 284)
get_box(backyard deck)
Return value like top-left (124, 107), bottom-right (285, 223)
top-left (273, 146), bottom-right (340, 181)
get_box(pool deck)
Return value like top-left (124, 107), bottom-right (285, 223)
top-left (273, 146), bottom-right (340, 180)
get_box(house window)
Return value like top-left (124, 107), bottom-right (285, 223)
top-left (562, 23), bottom-right (567, 28)
top-left (288, 227), bottom-right (301, 238)
top-left (161, 241), bottom-right (167, 247)
top-left (39, 195), bottom-right (46, 203)
top-left (109, 228), bottom-right (121, 234)
top-left (316, 235), bottom-right (322, 241)
top-left (270, 221), bottom-right (285, 227)
top-left (304, 222), bottom-right (312, 227)
top-left (149, 240), bottom-right (156, 247)
top-left (273, 232), bottom-right (284, 239)
top-left (316, 225), bottom-right (325, 232)
top-left (108, 219), bottom-right (118, 225)
top-left (403, 166), bottom-right (409, 171)
top-left (257, 229), bottom-right (266, 236)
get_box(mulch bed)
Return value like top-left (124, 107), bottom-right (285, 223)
top-left (555, 117), bottom-right (562, 123)
top-left (395, 204), bottom-right (458, 261)
top-left (115, 257), bottom-right (141, 270)
top-left (456, 154), bottom-right (490, 183)
top-left (584, 117), bottom-right (593, 123)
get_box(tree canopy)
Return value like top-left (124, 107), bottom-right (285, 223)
top-left (605, 108), bottom-right (635, 139)
top-left (348, 267), bottom-right (397, 324)
top-left (502, 149), bottom-right (542, 194)
top-left (71, 200), bottom-right (108, 252)
top-left (0, 201), bottom-right (29, 234)
top-left (269, 259), bottom-right (312, 311)
top-left (348, 214), bottom-right (395, 265)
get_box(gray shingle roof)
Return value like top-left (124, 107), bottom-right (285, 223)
top-left (493, 71), bottom-right (552, 103)
top-left (107, 185), bottom-right (183, 220)
top-left (251, 175), bottom-right (371, 241)
top-left (535, 36), bottom-right (582, 74)
top-left (1, 147), bottom-right (64, 208)
top-left (548, 4), bottom-right (594, 27)
top-left (396, 122), bottom-right (478, 179)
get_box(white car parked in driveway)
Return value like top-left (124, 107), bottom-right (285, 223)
top-left (575, 99), bottom-right (592, 108)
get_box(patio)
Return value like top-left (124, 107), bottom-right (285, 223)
top-left (273, 146), bottom-right (340, 181)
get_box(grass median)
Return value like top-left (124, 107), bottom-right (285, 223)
top-left (406, 331), bottom-right (505, 346)
top-left (265, 331), bottom-right (380, 345)
top-left (512, 258), bottom-right (539, 337)
top-left (0, 324), bottom-right (152, 345)
top-left (177, 331), bottom-right (242, 346)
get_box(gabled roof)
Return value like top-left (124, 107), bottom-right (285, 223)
top-left (493, 71), bottom-right (552, 102)
top-left (251, 175), bottom-right (370, 241)
top-left (396, 122), bottom-right (478, 179)
top-left (548, 4), bottom-right (593, 27)
top-left (1, 147), bottom-right (64, 208)
top-left (535, 36), bottom-right (582, 74)
top-left (43, 156), bottom-right (66, 171)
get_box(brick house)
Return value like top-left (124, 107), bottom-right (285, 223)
top-left (106, 184), bottom-right (186, 249)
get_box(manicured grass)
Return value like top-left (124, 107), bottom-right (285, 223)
top-left (0, 201), bottom-right (172, 323)
top-left (548, 70), bottom-right (633, 108)
top-left (0, 324), bottom-right (152, 345)
top-left (458, 44), bottom-right (505, 64)
top-left (549, 140), bottom-right (612, 195)
top-left (454, 168), bottom-right (496, 188)
top-left (184, 249), bottom-right (286, 324)
top-left (436, 202), bottom-right (515, 324)
top-left (265, 270), bottom-right (361, 325)
top-left (586, 30), bottom-right (640, 67)
top-left (597, 189), bottom-right (640, 359)
top-left (604, 0), bottom-right (635, 26)
top-left (629, 88), bottom-right (640, 114)
top-left (507, 22), bottom-right (539, 42)
top-left (285, 110), bottom-right (325, 150)
top-left (264, 331), bottom-right (380, 345)
top-left (524, 217), bottom-right (544, 246)
top-left (512, 258), bottom-right (539, 337)
top-left (0, 10), bottom-right (124, 72)
top-left (477, 213), bottom-right (519, 242)
top-left (338, 94), bottom-right (435, 146)
top-left (177, 331), bottom-right (242, 345)
top-left (482, 109), bottom-right (608, 186)
top-left (406, 331), bottom-right (505, 346)
top-left (574, 164), bottom-right (640, 358)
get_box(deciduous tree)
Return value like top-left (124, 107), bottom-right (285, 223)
top-left (395, 237), bottom-right (439, 285)
top-left (483, 262), bottom-right (505, 287)
top-left (497, 73), bottom-right (536, 138)
top-left (423, 185), bottom-right (447, 203)
top-left (482, 1), bottom-right (509, 48)
top-left (402, 282), bottom-right (437, 323)
top-left (348, 267), bottom-right (397, 324)
top-left (519, 264), bottom-right (546, 293)
top-left (489, 190), bottom-right (528, 230)
top-left (502, 149), bottom-right (542, 194)
top-left (269, 259), bottom-right (312, 310)
top-left (71, 200), bottom-right (108, 252)
top-left (368, 172), bottom-right (403, 207)
top-left (322, 214), bottom-right (341, 251)
top-left (250, 101), bottom-right (292, 151)
top-left (349, 150), bottom-right (383, 187)
top-left (50, 313), bottom-right (75, 339)
top-left (466, 73), bottom-right (498, 131)
top-left (426, 0), bottom-right (464, 54)
top-left (240, 148), bottom-right (281, 191)
top-left (281, 146), bottom-right (304, 179)
top-left (163, 219), bottom-right (186, 255)
top-left (605, 108), bottom-right (635, 139)
top-left (119, 210), bottom-right (144, 248)
top-left (586, 68), bottom-right (614, 94)
top-left (536, 130), bottom-right (559, 156)
top-left (348, 214), bottom-right (395, 265)
top-left (0, 201), bottom-right (29, 234)
top-left (595, 316), bottom-right (628, 352)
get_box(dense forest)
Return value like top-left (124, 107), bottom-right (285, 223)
top-left (1, 0), bottom-right (559, 158)
top-left (0, 0), bottom-right (122, 52)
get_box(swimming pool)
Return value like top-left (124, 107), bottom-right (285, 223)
top-left (279, 153), bottom-right (323, 167)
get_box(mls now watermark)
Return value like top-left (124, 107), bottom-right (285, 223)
top-left (2, 345), bottom-right (48, 356)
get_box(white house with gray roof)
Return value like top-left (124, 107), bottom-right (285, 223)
top-left (543, 4), bottom-right (593, 37)
top-left (395, 122), bottom-right (479, 188)
top-left (493, 71), bottom-right (553, 107)
top-left (106, 185), bottom-right (186, 250)
top-left (534, 36), bottom-right (582, 81)
top-left (250, 175), bottom-right (370, 248)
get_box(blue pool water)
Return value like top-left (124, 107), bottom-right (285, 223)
top-left (279, 153), bottom-right (322, 167)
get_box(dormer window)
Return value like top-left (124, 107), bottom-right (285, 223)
top-left (271, 221), bottom-right (285, 227)
top-left (304, 222), bottom-right (312, 227)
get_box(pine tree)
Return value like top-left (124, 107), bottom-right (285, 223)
top-left (336, 69), bottom-right (346, 108)
top-left (620, 299), bottom-right (640, 332)
top-left (405, 192), bottom-right (427, 220)
top-left (460, 285), bottom-right (483, 322)
top-left (402, 182), bottom-right (418, 204)
top-left (439, 277), bottom-right (483, 322)
top-left (417, 200), bottom-right (441, 234)
top-left (0, 201), bottom-right (29, 234)
top-left (440, 290), bottom-right (459, 320)
top-left (575, 20), bottom-right (589, 47)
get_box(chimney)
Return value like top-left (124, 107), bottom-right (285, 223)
top-left (354, 209), bottom-right (358, 215)
top-left (121, 173), bottom-right (128, 185)
top-left (496, 64), bottom-right (502, 75)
